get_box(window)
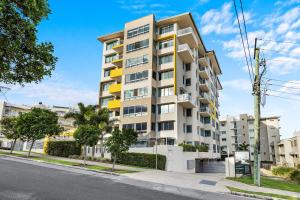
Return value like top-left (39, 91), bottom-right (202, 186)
top-left (185, 63), bottom-right (191, 71)
top-left (158, 104), bottom-right (175, 114)
top-left (101, 97), bottom-right (113, 107)
top-left (213, 144), bottom-right (216, 153)
top-left (186, 109), bottom-right (192, 117)
top-left (159, 54), bottom-right (173, 65)
top-left (104, 69), bottom-right (110, 77)
top-left (159, 70), bottom-right (173, 80)
top-left (186, 125), bottom-right (192, 133)
top-left (124, 87), bottom-right (148, 100)
top-left (106, 40), bottom-right (118, 50)
top-left (123, 122), bottom-right (147, 134)
top-left (158, 121), bottom-right (174, 131)
top-left (126, 55), bottom-right (149, 68)
top-left (125, 70), bottom-right (148, 84)
top-left (151, 105), bottom-right (156, 114)
top-left (185, 78), bottom-right (191, 86)
top-left (204, 130), bottom-right (211, 137)
top-left (151, 123), bottom-right (156, 131)
top-left (105, 54), bottom-right (117, 63)
top-left (102, 82), bottom-right (112, 91)
top-left (221, 131), bottom-right (226, 134)
top-left (127, 24), bottom-right (150, 38)
top-left (158, 87), bottom-right (174, 97)
top-left (123, 105), bottom-right (147, 117)
top-left (159, 24), bottom-right (174, 34)
top-left (222, 138), bottom-right (226, 141)
top-left (159, 39), bottom-right (173, 49)
top-left (126, 39), bottom-right (149, 52)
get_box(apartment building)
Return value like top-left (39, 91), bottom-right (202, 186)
top-left (220, 114), bottom-right (280, 163)
top-left (0, 101), bottom-right (77, 150)
top-left (278, 131), bottom-right (300, 167)
top-left (98, 13), bottom-right (222, 157)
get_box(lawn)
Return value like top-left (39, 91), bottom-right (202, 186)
top-left (0, 150), bottom-right (138, 174)
top-left (227, 176), bottom-right (300, 193)
top-left (227, 186), bottom-right (300, 200)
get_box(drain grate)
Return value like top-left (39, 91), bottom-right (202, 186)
top-left (199, 179), bottom-right (217, 186)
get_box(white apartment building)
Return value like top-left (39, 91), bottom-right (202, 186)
top-left (98, 13), bottom-right (222, 158)
top-left (278, 131), bottom-right (300, 167)
top-left (220, 114), bottom-right (280, 164)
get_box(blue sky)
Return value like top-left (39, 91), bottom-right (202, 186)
top-left (3, 0), bottom-right (300, 138)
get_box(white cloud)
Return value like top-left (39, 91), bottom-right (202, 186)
top-left (222, 79), bottom-right (252, 92)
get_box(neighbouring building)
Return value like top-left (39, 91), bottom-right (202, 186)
top-left (278, 131), bottom-right (300, 168)
top-left (0, 101), bottom-right (77, 151)
top-left (98, 13), bottom-right (222, 159)
top-left (220, 114), bottom-right (281, 164)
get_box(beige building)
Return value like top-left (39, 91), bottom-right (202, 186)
top-left (220, 114), bottom-right (280, 163)
top-left (98, 13), bottom-right (222, 157)
top-left (278, 131), bottom-right (300, 167)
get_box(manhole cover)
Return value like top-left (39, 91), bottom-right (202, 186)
top-left (199, 180), bottom-right (217, 186)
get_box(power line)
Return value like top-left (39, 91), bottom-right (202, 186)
top-left (239, 0), bottom-right (254, 77)
top-left (258, 38), bottom-right (300, 45)
top-left (263, 78), bottom-right (300, 85)
top-left (233, 0), bottom-right (253, 84)
top-left (266, 94), bottom-right (300, 102)
top-left (267, 88), bottom-right (300, 96)
top-left (261, 48), bottom-right (300, 56)
top-left (269, 83), bottom-right (300, 90)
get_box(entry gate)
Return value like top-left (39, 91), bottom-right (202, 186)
top-left (195, 159), bottom-right (225, 173)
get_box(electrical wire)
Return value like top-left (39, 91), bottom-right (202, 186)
top-left (261, 48), bottom-right (300, 56)
top-left (239, 0), bottom-right (254, 77)
top-left (233, 0), bottom-right (253, 85)
top-left (258, 38), bottom-right (300, 45)
top-left (267, 89), bottom-right (300, 96)
top-left (266, 94), bottom-right (300, 101)
top-left (263, 78), bottom-right (300, 85)
top-left (269, 83), bottom-right (300, 90)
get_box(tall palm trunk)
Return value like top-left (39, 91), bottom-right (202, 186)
top-left (112, 154), bottom-right (116, 172)
top-left (100, 138), bottom-right (104, 158)
top-left (10, 138), bottom-right (17, 154)
top-left (83, 145), bottom-right (87, 166)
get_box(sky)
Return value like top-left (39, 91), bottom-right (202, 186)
top-left (2, 0), bottom-right (300, 139)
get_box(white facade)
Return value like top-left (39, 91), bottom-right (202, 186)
top-left (278, 131), bottom-right (300, 167)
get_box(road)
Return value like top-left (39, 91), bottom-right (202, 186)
top-left (0, 156), bottom-right (253, 200)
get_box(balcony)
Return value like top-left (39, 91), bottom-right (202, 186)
top-left (107, 99), bottom-right (121, 110)
top-left (110, 68), bottom-right (122, 79)
top-left (111, 55), bottom-right (123, 67)
top-left (177, 44), bottom-right (194, 63)
top-left (199, 57), bottom-right (209, 67)
top-left (199, 106), bottom-right (210, 116)
top-left (198, 92), bottom-right (210, 103)
top-left (177, 94), bottom-right (196, 108)
top-left (112, 41), bottom-right (124, 53)
top-left (199, 66), bottom-right (209, 79)
top-left (108, 83), bottom-right (121, 94)
top-left (177, 27), bottom-right (198, 48)
top-left (199, 79), bottom-right (209, 91)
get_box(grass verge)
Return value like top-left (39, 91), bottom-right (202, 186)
top-left (227, 186), bottom-right (300, 200)
top-left (0, 150), bottom-right (137, 174)
top-left (227, 176), bottom-right (300, 193)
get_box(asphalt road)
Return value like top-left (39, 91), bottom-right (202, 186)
top-left (0, 156), bottom-right (253, 200)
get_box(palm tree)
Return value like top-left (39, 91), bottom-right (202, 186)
top-left (238, 142), bottom-right (250, 151)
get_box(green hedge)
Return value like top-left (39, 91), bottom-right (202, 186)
top-left (45, 141), bottom-right (81, 157)
top-left (289, 170), bottom-right (300, 184)
top-left (116, 152), bottom-right (166, 170)
top-left (178, 143), bottom-right (209, 152)
top-left (272, 166), bottom-right (295, 177)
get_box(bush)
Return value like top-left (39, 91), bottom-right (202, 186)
top-left (196, 144), bottom-right (209, 152)
top-left (45, 141), bottom-right (81, 157)
top-left (272, 166), bottom-right (295, 177)
top-left (297, 164), bottom-right (300, 170)
top-left (289, 170), bottom-right (300, 184)
top-left (116, 152), bottom-right (166, 170)
top-left (68, 155), bottom-right (79, 159)
top-left (178, 143), bottom-right (196, 152)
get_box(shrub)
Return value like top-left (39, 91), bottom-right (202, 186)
top-left (297, 164), bottom-right (300, 170)
top-left (178, 143), bottom-right (196, 152)
top-left (196, 144), bottom-right (209, 152)
top-left (116, 152), bottom-right (166, 170)
top-left (68, 155), bottom-right (79, 159)
top-left (272, 166), bottom-right (295, 177)
top-left (289, 170), bottom-right (300, 184)
top-left (45, 141), bottom-right (81, 157)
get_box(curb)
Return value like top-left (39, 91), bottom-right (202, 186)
top-left (231, 191), bottom-right (283, 200)
top-left (0, 154), bottom-right (120, 176)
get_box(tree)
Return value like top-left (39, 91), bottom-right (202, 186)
top-left (0, 0), bottom-right (57, 85)
top-left (0, 116), bottom-right (19, 154)
top-left (238, 142), bottom-right (250, 151)
top-left (73, 125), bottom-right (99, 165)
top-left (65, 103), bottom-right (111, 158)
top-left (16, 108), bottom-right (62, 157)
top-left (105, 129), bottom-right (138, 171)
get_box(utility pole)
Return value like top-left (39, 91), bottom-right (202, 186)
top-left (253, 38), bottom-right (261, 186)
